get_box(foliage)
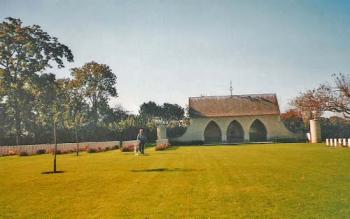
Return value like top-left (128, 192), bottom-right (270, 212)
top-left (320, 116), bottom-right (350, 139)
top-left (324, 73), bottom-right (350, 118)
top-left (290, 85), bottom-right (331, 120)
top-left (169, 140), bottom-right (204, 146)
top-left (0, 17), bottom-right (186, 147)
top-left (166, 126), bottom-right (187, 138)
top-left (155, 143), bottom-right (171, 151)
top-left (139, 101), bottom-right (184, 122)
top-left (87, 148), bottom-right (98, 153)
top-left (280, 109), bottom-right (307, 133)
top-left (18, 151), bottom-right (28, 156)
top-left (120, 144), bottom-right (137, 152)
top-left (0, 17), bottom-right (73, 145)
top-left (291, 73), bottom-right (350, 120)
top-left (71, 61), bottom-right (117, 126)
top-left (35, 149), bottom-right (46, 155)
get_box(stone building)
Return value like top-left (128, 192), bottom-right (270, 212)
top-left (174, 94), bottom-right (297, 143)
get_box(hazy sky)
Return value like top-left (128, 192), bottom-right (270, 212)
top-left (1, 0), bottom-right (350, 113)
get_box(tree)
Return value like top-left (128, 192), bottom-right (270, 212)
top-left (71, 62), bottom-right (117, 126)
top-left (31, 73), bottom-right (59, 142)
top-left (324, 73), bottom-right (350, 118)
top-left (0, 17), bottom-right (73, 145)
top-left (61, 79), bottom-right (88, 156)
top-left (139, 101), bottom-right (184, 122)
top-left (139, 101), bottom-right (162, 120)
top-left (161, 103), bottom-right (184, 122)
top-left (280, 109), bottom-right (306, 133)
top-left (290, 85), bottom-right (331, 121)
top-left (291, 73), bottom-right (350, 121)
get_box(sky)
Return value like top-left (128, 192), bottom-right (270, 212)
top-left (1, 0), bottom-right (350, 114)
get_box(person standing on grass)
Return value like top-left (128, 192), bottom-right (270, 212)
top-left (137, 128), bottom-right (147, 154)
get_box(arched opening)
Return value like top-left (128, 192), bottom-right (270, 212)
top-left (249, 119), bottom-right (267, 142)
top-left (204, 121), bottom-right (222, 143)
top-left (226, 120), bottom-right (244, 143)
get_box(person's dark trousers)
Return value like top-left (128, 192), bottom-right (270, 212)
top-left (139, 143), bottom-right (145, 154)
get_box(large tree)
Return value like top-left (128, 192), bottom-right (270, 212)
top-left (325, 73), bottom-right (350, 118)
top-left (161, 103), bottom-right (184, 122)
top-left (71, 61), bottom-right (117, 126)
top-left (0, 17), bottom-right (73, 144)
top-left (61, 79), bottom-right (88, 155)
top-left (291, 73), bottom-right (350, 121)
top-left (139, 101), bottom-right (162, 120)
top-left (290, 85), bottom-right (331, 121)
top-left (139, 101), bottom-right (184, 123)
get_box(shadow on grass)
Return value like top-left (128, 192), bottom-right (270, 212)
top-left (131, 168), bottom-right (201, 172)
top-left (121, 153), bottom-right (151, 156)
top-left (161, 146), bottom-right (179, 151)
top-left (41, 171), bottom-right (65, 174)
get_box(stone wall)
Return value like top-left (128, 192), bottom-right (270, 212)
top-left (0, 141), bottom-right (121, 156)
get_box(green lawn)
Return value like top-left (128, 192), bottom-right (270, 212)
top-left (0, 143), bottom-right (350, 218)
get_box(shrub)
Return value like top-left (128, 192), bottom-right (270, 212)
top-left (51, 149), bottom-right (61, 155)
top-left (155, 143), bottom-right (171, 151)
top-left (269, 137), bottom-right (306, 143)
top-left (36, 149), bottom-right (46, 155)
top-left (104, 147), bottom-right (110, 151)
top-left (121, 144), bottom-right (137, 152)
top-left (87, 148), bottom-right (98, 153)
top-left (19, 151), bottom-right (29, 156)
top-left (112, 145), bottom-right (120, 150)
top-left (60, 150), bottom-right (69, 154)
top-left (167, 126), bottom-right (187, 138)
top-left (8, 150), bottom-right (17, 156)
top-left (49, 149), bottom-right (62, 154)
top-left (169, 140), bottom-right (204, 146)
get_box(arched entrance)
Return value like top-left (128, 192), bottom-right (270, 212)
top-left (204, 121), bottom-right (222, 143)
top-left (249, 119), bottom-right (267, 142)
top-left (226, 120), bottom-right (244, 143)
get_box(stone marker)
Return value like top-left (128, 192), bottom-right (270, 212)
top-left (330, 139), bottom-right (334, 147)
top-left (334, 139), bottom-right (338, 147)
top-left (343, 138), bottom-right (347, 147)
top-left (326, 138), bottom-right (329, 146)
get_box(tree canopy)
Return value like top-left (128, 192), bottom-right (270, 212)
top-left (0, 17), bottom-right (73, 144)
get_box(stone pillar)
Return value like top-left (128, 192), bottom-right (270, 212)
top-left (157, 125), bottom-right (167, 140)
top-left (309, 119), bottom-right (321, 143)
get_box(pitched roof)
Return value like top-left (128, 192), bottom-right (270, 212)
top-left (189, 94), bottom-right (280, 117)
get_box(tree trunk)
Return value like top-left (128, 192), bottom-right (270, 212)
top-left (53, 120), bottom-right (57, 173)
top-left (14, 99), bottom-right (21, 146)
top-left (75, 124), bottom-right (79, 156)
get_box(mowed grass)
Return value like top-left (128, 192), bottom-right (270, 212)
top-left (0, 143), bottom-right (350, 218)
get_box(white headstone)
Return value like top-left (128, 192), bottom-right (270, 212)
top-left (348, 138), bottom-right (350, 147)
top-left (334, 139), bottom-right (338, 147)
top-left (326, 138), bottom-right (329, 146)
top-left (338, 138), bottom-right (342, 146)
top-left (343, 138), bottom-right (347, 147)
top-left (330, 139), bottom-right (334, 146)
